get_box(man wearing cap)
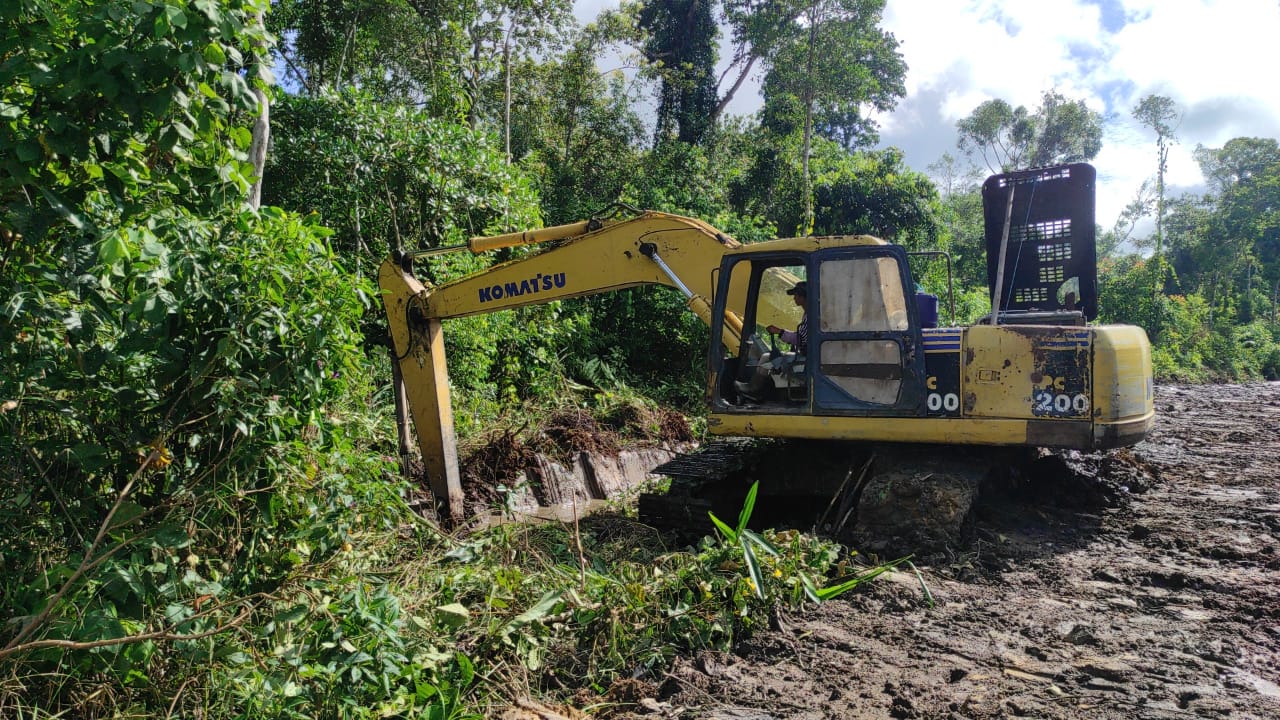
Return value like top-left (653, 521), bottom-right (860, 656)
top-left (736, 280), bottom-right (808, 403)
top-left (767, 280), bottom-right (808, 354)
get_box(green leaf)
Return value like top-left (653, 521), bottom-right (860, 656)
top-left (436, 603), bottom-right (469, 629)
top-left (509, 590), bottom-right (562, 629)
top-left (16, 140), bottom-right (42, 162)
top-left (801, 576), bottom-right (822, 604)
top-left (229, 126), bottom-right (252, 149)
top-left (165, 5), bottom-right (187, 29)
top-left (906, 560), bottom-right (935, 609)
top-left (456, 652), bottom-right (475, 688)
top-left (172, 121), bottom-right (195, 142)
top-left (193, 0), bottom-right (220, 23)
top-left (152, 525), bottom-right (192, 549)
top-left (100, 232), bottom-right (132, 264)
top-left (274, 606), bottom-right (308, 625)
top-left (815, 557), bottom-right (907, 601)
top-left (39, 186), bottom-right (85, 229)
top-left (109, 500), bottom-right (146, 530)
top-left (202, 43), bottom-right (225, 66)
top-left (140, 237), bottom-right (168, 260)
top-left (739, 528), bottom-right (779, 557)
top-left (736, 481), bottom-right (759, 535)
top-left (443, 542), bottom-right (481, 563)
top-left (740, 536), bottom-right (765, 599)
top-left (707, 511), bottom-right (736, 542)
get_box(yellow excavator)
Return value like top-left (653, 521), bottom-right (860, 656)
top-left (380, 164), bottom-right (1153, 545)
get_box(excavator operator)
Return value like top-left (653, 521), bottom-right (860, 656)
top-left (767, 280), bottom-right (808, 353)
top-left (737, 281), bottom-right (808, 403)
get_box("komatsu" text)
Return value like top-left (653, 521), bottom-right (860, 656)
top-left (478, 272), bottom-right (567, 303)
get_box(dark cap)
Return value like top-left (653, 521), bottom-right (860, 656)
top-left (786, 281), bottom-right (808, 296)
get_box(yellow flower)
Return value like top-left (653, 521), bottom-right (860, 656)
top-left (773, 568), bottom-right (783, 578)
top-left (139, 441), bottom-right (173, 471)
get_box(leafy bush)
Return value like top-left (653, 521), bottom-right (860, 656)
top-left (0, 205), bottom-right (383, 710)
top-left (1149, 293), bottom-right (1213, 381)
top-left (1226, 320), bottom-right (1280, 381)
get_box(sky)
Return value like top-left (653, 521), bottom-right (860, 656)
top-left (574, 0), bottom-right (1280, 230)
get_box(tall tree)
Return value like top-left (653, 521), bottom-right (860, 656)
top-left (638, 0), bottom-right (719, 144)
top-left (1132, 93), bottom-right (1179, 306)
top-left (508, 10), bottom-right (647, 223)
top-left (760, 0), bottom-right (905, 233)
top-left (714, 0), bottom-right (812, 125)
top-left (956, 90), bottom-right (1103, 173)
top-left (271, 0), bottom-right (466, 107)
top-left (1194, 137), bottom-right (1280, 193)
top-left (456, 0), bottom-right (573, 131)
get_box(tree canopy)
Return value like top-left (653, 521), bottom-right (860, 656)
top-left (955, 90), bottom-right (1103, 173)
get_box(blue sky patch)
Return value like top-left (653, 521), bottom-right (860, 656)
top-left (1080, 0), bottom-right (1128, 33)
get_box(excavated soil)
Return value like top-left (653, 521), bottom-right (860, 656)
top-left (615, 383), bottom-right (1280, 719)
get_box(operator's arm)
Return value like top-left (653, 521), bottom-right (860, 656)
top-left (766, 324), bottom-right (798, 345)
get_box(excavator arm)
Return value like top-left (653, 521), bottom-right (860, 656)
top-left (379, 210), bottom-right (751, 524)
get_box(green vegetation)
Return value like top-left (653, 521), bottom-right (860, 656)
top-left (2, 0), bottom-right (1278, 716)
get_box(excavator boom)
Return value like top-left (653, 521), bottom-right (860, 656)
top-left (380, 210), bottom-right (755, 523)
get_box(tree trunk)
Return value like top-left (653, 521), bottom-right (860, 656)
top-left (503, 16), bottom-right (515, 164)
top-left (801, 15), bottom-right (817, 235)
top-left (709, 54), bottom-right (757, 127)
top-left (247, 10), bottom-right (269, 210)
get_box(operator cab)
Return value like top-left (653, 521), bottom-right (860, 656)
top-left (709, 243), bottom-right (927, 417)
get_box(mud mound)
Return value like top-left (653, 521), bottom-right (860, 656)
top-left (460, 425), bottom-right (539, 508)
top-left (450, 406), bottom-right (693, 515)
top-left (530, 409), bottom-right (622, 461)
top-left (656, 407), bottom-right (696, 445)
top-left (599, 401), bottom-right (696, 447)
top-left (1013, 447), bottom-right (1159, 509)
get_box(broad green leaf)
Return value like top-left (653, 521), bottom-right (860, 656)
top-left (16, 140), bottom-right (42, 162)
top-left (100, 232), bottom-right (132, 264)
top-left (274, 605), bottom-right (308, 624)
top-left (152, 525), bottom-right (192, 549)
top-left (456, 652), bottom-right (475, 687)
top-left (165, 5), bottom-right (187, 29)
top-left (203, 43), bottom-right (225, 65)
top-left (435, 603), bottom-right (469, 629)
top-left (510, 590), bottom-right (562, 628)
top-left (39, 186), bottom-right (85, 229)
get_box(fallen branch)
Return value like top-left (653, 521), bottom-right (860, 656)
top-left (0, 601), bottom-right (259, 659)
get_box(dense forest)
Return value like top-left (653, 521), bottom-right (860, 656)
top-left (2, 0), bottom-right (1278, 716)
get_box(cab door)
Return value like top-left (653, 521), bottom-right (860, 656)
top-left (809, 247), bottom-right (926, 415)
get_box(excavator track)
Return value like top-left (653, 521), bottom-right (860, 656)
top-left (640, 438), bottom-right (1030, 554)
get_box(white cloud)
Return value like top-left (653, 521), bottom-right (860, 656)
top-left (878, 0), bottom-right (1280, 227)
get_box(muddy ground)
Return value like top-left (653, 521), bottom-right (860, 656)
top-left (617, 383), bottom-right (1280, 719)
